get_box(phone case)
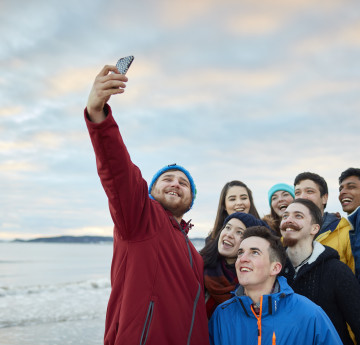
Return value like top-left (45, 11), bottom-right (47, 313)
top-left (116, 56), bottom-right (134, 74)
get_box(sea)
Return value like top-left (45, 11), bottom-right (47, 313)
top-left (0, 239), bottom-right (205, 345)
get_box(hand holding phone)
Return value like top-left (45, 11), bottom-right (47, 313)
top-left (115, 56), bottom-right (134, 75)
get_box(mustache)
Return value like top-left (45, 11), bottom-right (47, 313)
top-left (280, 222), bottom-right (301, 232)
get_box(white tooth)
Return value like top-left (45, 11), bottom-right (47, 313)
top-left (240, 268), bottom-right (251, 272)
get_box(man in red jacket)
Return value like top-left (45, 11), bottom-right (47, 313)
top-left (85, 64), bottom-right (209, 345)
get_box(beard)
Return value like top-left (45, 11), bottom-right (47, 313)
top-left (156, 197), bottom-right (192, 219)
top-left (161, 201), bottom-right (190, 218)
top-left (280, 222), bottom-right (301, 247)
top-left (282, 236), bottom-right (299, 247)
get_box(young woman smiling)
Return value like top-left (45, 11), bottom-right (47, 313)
top-left (200, 212), bottom-right (269, 318)
top-left (265, 183), bottom-right (295, 235)
top-left (208, 181), bottom-right (261, 241)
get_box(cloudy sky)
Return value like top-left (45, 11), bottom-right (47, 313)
top-left (1, 0), bottom-right (359, 240)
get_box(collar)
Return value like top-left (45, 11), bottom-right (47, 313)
top-left (166, 209), bottom-right (193, 234)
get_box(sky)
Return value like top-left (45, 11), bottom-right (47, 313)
top-left (1, 0), bottom-right (359, 240)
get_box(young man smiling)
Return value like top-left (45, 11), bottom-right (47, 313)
top-left (294, 172), bottom-right (354, 272)
top-left (339, 167), bottom-right (360, 282)
top-left (209, 226), bottom-right (342, 345)
top-left (85, 65), bottom-right (209, 345)
top-left (281, 199), bottom-right (360, 345)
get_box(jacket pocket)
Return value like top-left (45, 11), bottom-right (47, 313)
top-left (140, 300), bottom-right (155, 345)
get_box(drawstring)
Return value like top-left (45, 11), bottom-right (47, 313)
top-left (272, 332), bottom-right (276, 345)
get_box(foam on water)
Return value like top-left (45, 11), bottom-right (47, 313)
top-left (0, 278), bottom-right (110, 329)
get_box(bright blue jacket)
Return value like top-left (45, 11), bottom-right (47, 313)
top-left (209, 276), bottom-right (342, 345)
top-left (348, 206), bottom-right (360, 282)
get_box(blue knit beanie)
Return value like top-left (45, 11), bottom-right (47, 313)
top-left (268, 183), bottom-right (295, 207)
top-left (148, 163), bottom-right (196, 211)
top-left (223, 212), bottom-right (270, 229)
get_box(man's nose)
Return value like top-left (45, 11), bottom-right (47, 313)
top-left (171, 179), bottom-right (181, 188)
top-left (239, 252), bottom-right (249, 262)
top-left (339, 188), bottom-right (346, 198)
top-left (297, 191), bottom-right (305, 198)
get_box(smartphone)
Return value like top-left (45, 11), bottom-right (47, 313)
top-left (115, 56), bottom-right (134, 74)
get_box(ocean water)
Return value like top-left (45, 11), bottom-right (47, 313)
top-left (0, 239), bottom-right (205, 345)
top-left (0, 242), bottom-right (113, 345)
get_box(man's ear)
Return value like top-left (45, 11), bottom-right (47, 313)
top-left (270, 262), bottom-right (282, 276)
top-left (310, 223), bottom-right (320, 236)
top-left (321, 193), bottom-right (328, 208)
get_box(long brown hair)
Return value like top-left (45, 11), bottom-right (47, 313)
top-left (209, 180), bottom-right (260, 240)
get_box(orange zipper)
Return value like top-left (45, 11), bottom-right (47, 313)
top-left (251, 296), bottom-right (263, 345)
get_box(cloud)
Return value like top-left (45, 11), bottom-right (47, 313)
top-left (0, 0), bottom-right (359, 240)
top-left (0, 160), bottom-right (41, 173)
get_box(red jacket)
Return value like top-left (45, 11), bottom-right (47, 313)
top-left (85, 105), bottom-right (210, 345)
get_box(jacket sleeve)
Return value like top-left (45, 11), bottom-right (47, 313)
top-left (208, 308), bottom-right (223, 345)
top-left (348, 206), bottom-right (360, 282)
top-left (85, 104), bottom-right (152, 241)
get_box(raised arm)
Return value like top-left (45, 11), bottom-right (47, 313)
top-left (85, 65), bottom-right (152, 241)
top-left (86, 65), bottom-right (128, 123)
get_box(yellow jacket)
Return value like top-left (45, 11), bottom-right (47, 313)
top-left (316, 217), bottom-right (355, 273)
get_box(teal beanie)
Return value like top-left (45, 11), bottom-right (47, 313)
top-left (268, 183), bottom-right (295, 207)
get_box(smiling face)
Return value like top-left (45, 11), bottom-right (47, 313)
top-left (151, 170), bottom-right (192, 221)
top-left (235, 236), bottom-right (280, 293)
top-left (271, 190), bottom-right (294, 217)
top-left (218, 218), bottom-right (246, 264)
top-left (339, 175), bottom-right (360, 214)
top-left (224, 186), bottom-right (251, 215)
top-left (280, 203), bottom-right (320, 247)
top-left (294, 179), bottom-right (327, 215)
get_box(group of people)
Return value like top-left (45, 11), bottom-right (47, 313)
top-left (84, 64), bottom-right (360, 345)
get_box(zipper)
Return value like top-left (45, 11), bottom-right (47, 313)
top-left (187, 283), bottom-right (201, 345)
top-left (250, 296), bottom-right (263, 345)
top-left (140, 300), bottom-right (154, 345)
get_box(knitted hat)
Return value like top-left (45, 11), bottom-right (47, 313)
top-left (148, 163), bottom-right (197, 210)
top-left (223, 212), bottom-right (269, 229)
top-left (268, 183), bottom-right (295, 207)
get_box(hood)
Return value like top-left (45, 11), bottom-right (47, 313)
top-left (320, 212), bottom-right (340, 234)
top-left (289, 242), bottom-right (339, 280)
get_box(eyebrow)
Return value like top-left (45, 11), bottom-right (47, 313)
top-left (238, 247), bottom-right (262, 253)
top-left (161, 174), bottom-right (189, 184)
top-left (227, 193), bottom-right (248, 198)
top-left (295, 187), bottom-right (316, 191)
top-left (283, 210), bottom-right (305, 217)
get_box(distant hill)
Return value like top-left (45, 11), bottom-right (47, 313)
top-left (11, 235), bottom-right (206, 247)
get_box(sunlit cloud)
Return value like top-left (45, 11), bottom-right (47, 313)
top-left (45, 67), bottom-right (99, 96)
top-left (0, 106), bottom-right (23, 117)
top-left (0, 160), bottom-right (41, 173)
top-left (62, 226), bottom-right (114, 237)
